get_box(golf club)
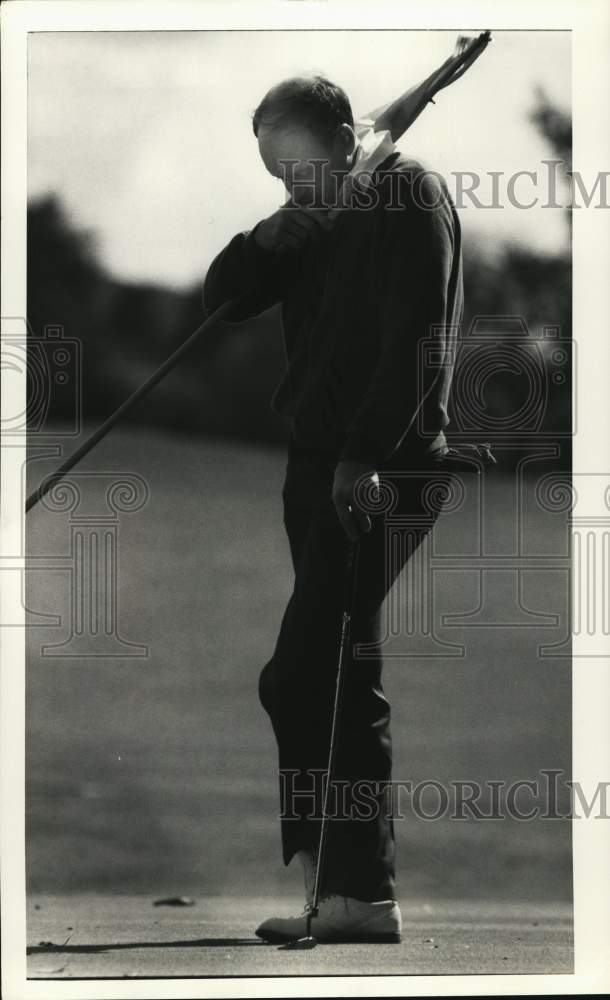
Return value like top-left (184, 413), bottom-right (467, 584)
top-left (286, 535), bottom-right (361, 949)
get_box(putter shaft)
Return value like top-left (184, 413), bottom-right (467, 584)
top-left (307, 540), bottom-right (361, 928)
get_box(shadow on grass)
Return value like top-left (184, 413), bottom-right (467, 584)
top-left (28, 937), bottom-right (265, 954)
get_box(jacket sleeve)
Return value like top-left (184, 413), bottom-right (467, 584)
top-left (202, 221), bottom-right (299, 319)
top-left (339, 173), bottom-right (459, 467)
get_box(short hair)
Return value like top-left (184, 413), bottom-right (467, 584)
top-left (252, 75), bottom-right (354, 142)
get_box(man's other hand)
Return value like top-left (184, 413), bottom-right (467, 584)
top-left (332, 460), bottom-right (379, 542)
top-left (253, 204), bottom-right (334, 253)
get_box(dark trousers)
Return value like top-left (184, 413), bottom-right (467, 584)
top-left (258, 439), bottom-right (451, 903)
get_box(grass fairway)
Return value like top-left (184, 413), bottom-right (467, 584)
top-left (26, 427), bottom-right (572, 909)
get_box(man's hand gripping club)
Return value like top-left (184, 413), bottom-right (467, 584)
top-left (333, 460), bottom-right (380, 543)
top-left (253, 203), bottom-right (335, 253)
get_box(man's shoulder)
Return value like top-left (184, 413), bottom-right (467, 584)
top-left (376, 150), bottom-right (445, 180)
top-left (372, 151), bottom-right (453, 211)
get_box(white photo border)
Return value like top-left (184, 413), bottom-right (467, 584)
top-left (2, 1), bottom-right (609, 997)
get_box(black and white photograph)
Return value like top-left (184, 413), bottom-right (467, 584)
top-left (1, 1), bottom-right (609, 996)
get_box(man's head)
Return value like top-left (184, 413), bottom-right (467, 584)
top-left (252, 75), bottom-right (356, 209)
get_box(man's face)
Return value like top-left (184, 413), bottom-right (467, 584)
top-left (257, 122), bottom-right (353, 210)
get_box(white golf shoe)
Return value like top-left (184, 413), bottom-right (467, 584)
top-left (255, 894), bottom-right (402, 944)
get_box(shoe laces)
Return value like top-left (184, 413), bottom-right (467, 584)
top-left (303, 894), bottom-right (345, 914)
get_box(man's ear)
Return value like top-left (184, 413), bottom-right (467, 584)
top-left (337, 123), bottom-right (356, 157)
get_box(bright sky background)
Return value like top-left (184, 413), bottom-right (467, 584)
top-left (28, 30), bottom-right (571, 289)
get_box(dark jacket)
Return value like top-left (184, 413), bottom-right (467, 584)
top-left (202, 151), bottom-right (463, 467)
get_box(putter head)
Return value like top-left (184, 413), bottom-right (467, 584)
top-left (283, 934), bottom-right (318, 950)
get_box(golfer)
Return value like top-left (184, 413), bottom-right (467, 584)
top-left (203, 75), bottom-right (463, 943)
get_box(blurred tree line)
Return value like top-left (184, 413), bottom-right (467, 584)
top-left (27, 199), bottom-right (287, 445)
top-left (459, 88), bottom-right (571, 466)
top-left (28, 92), bottom-right (571, 463)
